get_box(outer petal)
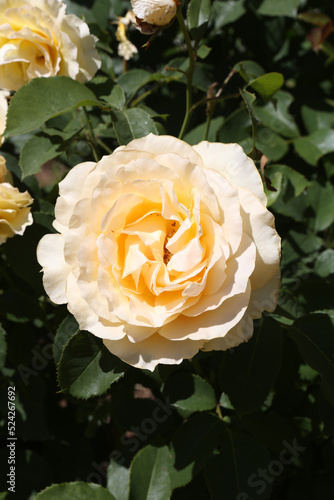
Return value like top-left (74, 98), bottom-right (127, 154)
top-left (248, 269), bottom-right (281, 318)
top-left (238, 188), bottom-right (281, 290)
top-left (66, 273), bottom-right (127, 341)
top-left (202, 313), bottom-right (254, 351)
top-left (103, 332), bottom-right (204, 370)
top-left (193, 141), bottom-right (267, 205)
top-left (120, 134), bottom-right (204, 167)
top-left (36, 233), bottom-right (71, 304)
top-left (54, 161), bottom-right (96, 230)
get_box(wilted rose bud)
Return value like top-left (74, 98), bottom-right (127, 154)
top-left (131, 0), bottom-right (178, 34)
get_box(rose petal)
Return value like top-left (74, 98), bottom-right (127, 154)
top-left (193, 141), bottom-right (267, 205)
top-left (202, 313), bottom-right (254, 351)
top-left (37, 233), bottom-right (71, 304)
top-left (104, 332), bottom-right (203, 370)
top-left (238, 188), bottom-right (281, 289)
top-left (158, 282), bottom-right (251, 341)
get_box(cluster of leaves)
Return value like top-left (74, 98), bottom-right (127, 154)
top-left (0, 0), bottom-right (334, 498)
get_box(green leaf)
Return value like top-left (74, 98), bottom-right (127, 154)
top-left (314, 249), bottom-right (334, 277)
top-left (102, 85), bottom-right (126, 110)
top-left (258, 0), bottom-right (301, 17)
top-left (307, 181), bottom-right (334, 232)
top-left (281, 229), bottom-right (323, 265)
top-left (184, 116), bottom-right (224, 145)
top-left (5, 76), bottom-right (100, 137)
top-left (107, 460), bottom-right (130, 500)
top-left (212, 0), bottom-right (246, 30)
top-left (19, 134), bottom-right (63, 179)
top-left (301, 105), bottom-right (334, 134)
top-left (117, 70), bottom-right (152, 101)
top-left (130, 445), bottom-right (171, 500)
top-left (111, 109), bottom-right (158, 145)
top-left (169, 413), bottom-right (224, 488)
top-left (293, 130), bottom-right (334, 166)
top-left (35, 482), bottom-right (115, 499)
top-left (249, 72), bottom-right (284, 99)
top-left (187, 0), bottom-right (211, 41)
top-left (263, 170), bottom-right (283, 206)
top-left (290, 313), bottom-right (334, 405)
top-left (163, 373), bottom-right (216, 415)
top-left (0, 324), bottom-right (7, 370)
top-left (254, 90), bottom-right (300, 138)
top-left (53, 316), bottom-right (79, 365)
top-left (196, 44), bottom-right (211, 59)
top-left (58, 331), bottom-right (127, 399)
top-left (265, 164), bottom-right (309, 203)
top-left (256, 127), bottom-right (289, 161)
top-left (205, 430), bottom-right (272, 499)
top-left (240, 88), bottom-right (257, 153)
top-left (220, 317), bottom-right (283, 415)
top-left (234, 60), bottom-right (265, 82)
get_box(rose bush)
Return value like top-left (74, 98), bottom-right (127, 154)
top-left (0, 155), bottom-right (33, 244)
top-left (37, 134), bottom-right (280, 370)
top-left (0, 0), bottom-right (101, 91)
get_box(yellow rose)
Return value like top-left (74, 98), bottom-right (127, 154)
top-left (0, 90), bottom-right (9, 145)
top-left (37, 135), bottom-right (280, 370)
top-left (131, 0), bottom-right (178, 32)
top-left (0, 0), bottom-right (101, 91)
top-left (0, 155), bottom-right (33, 244)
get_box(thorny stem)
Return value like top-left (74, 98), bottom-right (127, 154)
top-left (176, 6), bottom-right (196, 140)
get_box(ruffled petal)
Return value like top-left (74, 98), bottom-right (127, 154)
top-left (37, 233), bottom-right (71, 304)
top-left (193, 141), bottom-right (267, 205)
top-left (104, 332), bottom-right (203, 370)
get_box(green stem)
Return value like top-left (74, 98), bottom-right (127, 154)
top-left (176, 7), bottom-right (196, 140)
top-left (216, 404), bottom-right (224, 420)
top-left (83, 107), bottom-right (100, 162)
top-left (131, 82), bottom-right (164, 108)
top-left (203, 111), bottom-right (212, 141)
top-left (96, 138), bottom-right (113, 154)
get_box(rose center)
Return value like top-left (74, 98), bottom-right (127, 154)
top-left (163, 221), bottom-right (177, 264)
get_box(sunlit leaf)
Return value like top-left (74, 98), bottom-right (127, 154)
top-left (5, 76), bottom-right (100, 137)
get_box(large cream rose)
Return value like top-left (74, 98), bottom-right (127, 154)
top-left (0, 0), bottom-right (101, 91)
top-left (37, 135), bottom-right (280, 370)
top-left (0, 155), bottom-right (33, 244)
